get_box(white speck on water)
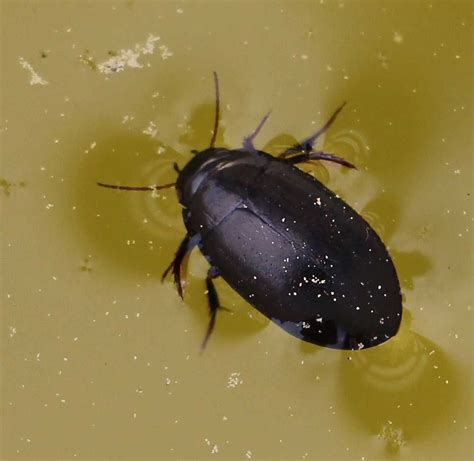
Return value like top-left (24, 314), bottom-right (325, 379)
top-left (143, 121), bottom-right (158, 138)
top-left (9, 326), bottom-right (17, 338)
top-left (245, 451), bottom-right (253, 459)
top-left (227, 372), bottom-right (243, 388)
top-left (18, 57), bottom-right (48, 85)
top-left (159, 44), bottom-right (173, 60)
top-left (393, 31), bottom-right (404, 44)
top-left (122, 115), bottom-right (134, 124)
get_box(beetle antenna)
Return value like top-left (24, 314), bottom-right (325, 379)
top-left (97, 182), bottom-right (175, 191)
top-left (279, 102), bottom-right (347, 158)
top-left (209, 71), bottom-right (220, 148)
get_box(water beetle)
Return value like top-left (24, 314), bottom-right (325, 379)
top-left (98, 73), bottom-right (402, 350)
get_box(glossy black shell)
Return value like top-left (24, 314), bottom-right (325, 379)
top-left (176, 147), bottom-right (402, 350)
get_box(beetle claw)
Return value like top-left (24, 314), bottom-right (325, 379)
top-left (176, 281), bottom-right (184, 299)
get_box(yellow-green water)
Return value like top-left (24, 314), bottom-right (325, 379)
top-left (1, 1), bottom-right (472, 459)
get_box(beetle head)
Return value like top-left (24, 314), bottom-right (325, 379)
top-left (176, 147), bottom-right (234, 207)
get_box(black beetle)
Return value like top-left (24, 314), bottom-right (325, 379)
top-left (98, 73), bottom-right (402, 350)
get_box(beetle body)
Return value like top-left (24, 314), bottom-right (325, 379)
top-left (99, 73), bottom-right (402, 350)
top-left (178, 148), bottom-right (401, 349)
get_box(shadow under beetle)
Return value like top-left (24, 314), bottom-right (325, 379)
top-left (98, 73), bottom-right (402, 350)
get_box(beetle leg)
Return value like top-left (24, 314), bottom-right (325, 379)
top-left (161, 234), bottom-right (201, 299)
top-left (201, 266), bottom-right (221, 350)
top-left (279, 102), bottom-right (347, 158)
top-left (242, 111), bottom-right (272, 151)
top-left (286, 151), bottom-right (356, 169)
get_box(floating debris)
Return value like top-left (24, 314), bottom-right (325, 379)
top-left (0, 178), bottom-right (12, 196)
top-left (97, 34), bottom-right (171, 74)
top-left (18, 57), bottom-right (48, 85)
top-left (227, 372), bottom-right (243, 388)
top-left (143, 121), bottom-right (158, 138)
top-left (1, 178), bottom-right (26, 197)
top-left (378, 422), bottom-right (406, 452)
top-left (80, 255), bottom-right (93, 273)
top-left (78, 49), bottom-right (97, 70)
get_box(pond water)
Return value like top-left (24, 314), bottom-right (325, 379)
top-left (1, 1), bottom-right (472, 459)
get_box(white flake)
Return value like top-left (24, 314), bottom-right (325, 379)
top-left (227, 372), bottom-right (243, 388)
top-left (18, 58), bottom-right (48, 85)
top-left (393, 31), bottom-right (404, 44)
top-left (97, 34), bottom-right (169, 74)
